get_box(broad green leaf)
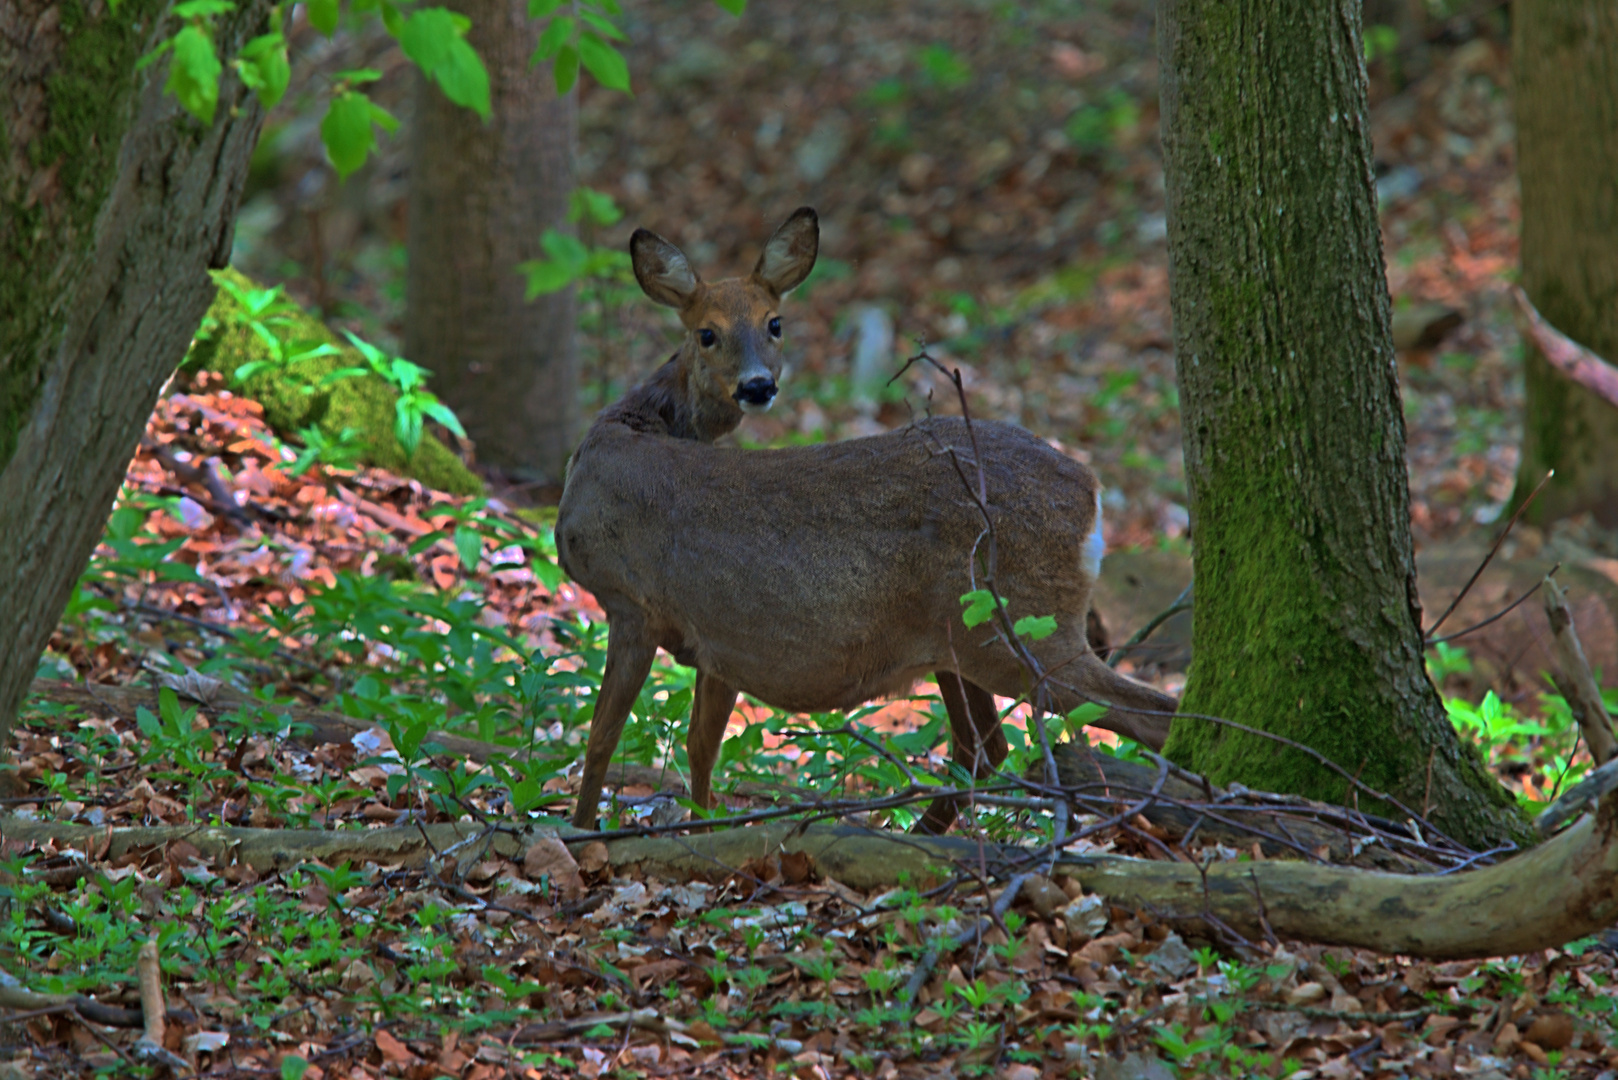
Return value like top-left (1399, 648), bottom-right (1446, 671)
top-left (173, 0), bottom-right (234, 16)
top-left (422, 401), bottom-right (467, 438)
top-left (395, 399), bottom-right (423, 456)
top-left (553, 43), bottom-right (579, 93)
top-left (578, 9), bottom-right (624, 40)
top-left (959, 589), bottom-right (996, 628)
top-left (307, 0), bottom-right (339, 35)
top-left (453, 527), bottom-right (483, 571)
top-left (1013, 614), bottom-right (1057, 641)
top-left (528, 0), bottom-right (563, 15)
top-left (333, 67), bottom-right (384, 84)
top-left (595, 0), bottom-right (621, 14)
top-left (520, 259), bottom-right (576, 298)
top-left (135, 38), bottom-right (174, 72)
top-left (167, 25), bottom-right (222, 123)
top-left (569, 186), bottom-right (623, 226)
top-left (379, 0), bottom-right (404, 36)
top-left (368, 101), bottom-right (400, 134)
top-left (539, 228), bottom-right (589, 267)
top-left (398, 6), bottom-right (456, 73)
top-left (237, 31), bottom-right (291, 108)
top-left (711, 0), bottom-right (745, 13)
top-left (533, 15), bottom-right (574, 61)
top-left (578, 32), bottom-right (630, 93)
top-left (320, 90), bottom-right (377, 178)
top-left (436, 36), bottom-right (491, 119)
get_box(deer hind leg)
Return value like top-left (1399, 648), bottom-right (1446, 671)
top-left (914, 672), bottom-right (1008, 835)
top-left (687, 672), bottom-right (738, 818)
top-left (571, 622), bottom-right (657, 829)
top-left (1036, 638), bottom-right (1177, 751)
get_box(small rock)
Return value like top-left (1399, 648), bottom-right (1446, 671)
top-left (1142, 931), bottom-right (1196, 981)
top-left (1020, 874), bottom-right (1065, 919)
top-left (1095, 1050), bottom-right (1176, 1080)
top-left (1060, 894), bottom-right (1109, 942)
top-left (1286, 980), bottom-right (1327, 1006)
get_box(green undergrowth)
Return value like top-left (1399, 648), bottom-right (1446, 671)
top-left (184, 267), bottom-right (481, 495)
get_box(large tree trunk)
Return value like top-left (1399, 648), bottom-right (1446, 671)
top-left (1510, 1), bottom-right (1618, 527)
top-left (406, 0), bottom-right (578, 491)
top-left (0, 0), bottom-right (275, 745)
top-left (1156, 0), bottom-right (1526, 849)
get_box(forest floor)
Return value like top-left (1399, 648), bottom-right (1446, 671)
top-left (9, 1), bottom-right (1618, 1078)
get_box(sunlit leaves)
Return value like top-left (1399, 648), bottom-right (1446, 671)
top-left (166, 25), bottom-right (224, 123)
top-left (395, 7), bottom-right (491, 118)
top-left (307, 0), bottom-right (338, 34)
top-left (236, 29), bottom-right (291, 109)
top-left (320, 90), bottom-right (394, 179)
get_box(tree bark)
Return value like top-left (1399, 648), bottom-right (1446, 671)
top-left (1156, 0), bottom-right (1526, 849)
top-left (0, 0), bottom-right (274, 746)
top-left (1511, 1), bottom-right (1618, 527)
top-left (406, 0), bottom-right (579, 489)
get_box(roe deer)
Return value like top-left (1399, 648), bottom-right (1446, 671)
top-left (557, 207), bottom-right (1177, 832)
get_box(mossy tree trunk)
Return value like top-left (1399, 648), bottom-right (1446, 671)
top-left (0, 0), bottom-right (275, 745)
top-left (1157, 0), bottom-right (1527, 849)
top-left (1510, 1), bottom-right (1618, 527)
top-left (406, 0), bottom-right (579, 491)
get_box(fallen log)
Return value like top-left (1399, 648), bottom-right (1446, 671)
top-left (5, 793), bottom-right (1618, 960)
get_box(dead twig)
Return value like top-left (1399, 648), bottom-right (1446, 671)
top-left (1542, 574), bottom-right (1618, 766)
top-left (1424, 468), bottom-right (1553, 641)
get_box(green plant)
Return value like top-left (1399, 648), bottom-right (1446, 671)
top-left (326, 332), bottom-right (467, 458)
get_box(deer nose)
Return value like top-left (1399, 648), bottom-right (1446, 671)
top-left (735, 376), bottom-right (777, 409)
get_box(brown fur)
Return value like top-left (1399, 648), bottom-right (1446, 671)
top-left (558, 209), bottom-right (1177, 831)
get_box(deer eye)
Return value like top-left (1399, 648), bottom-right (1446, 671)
top-left (699, 329), bottom-right (717, 348)
top-left (767, 317), bottom-right (782, 339)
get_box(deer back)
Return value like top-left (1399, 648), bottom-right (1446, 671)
top-left (556, 415), bottom-right (1101, 712)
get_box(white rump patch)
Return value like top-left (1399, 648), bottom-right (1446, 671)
top-left (1082, 488), bottom-right (1105, 581)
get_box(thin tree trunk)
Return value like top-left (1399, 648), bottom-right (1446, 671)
top-left (406, 0), bottom-right (578, 490)
top-left (0, 0), bottom-right (274, 747)
top-left (1157, 0), bottom-right (1527, 849)
top-left (1511, 1), bottom-right (1618, 527)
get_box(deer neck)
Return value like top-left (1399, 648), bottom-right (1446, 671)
top-left (595, 349), bottom-right (742, 444)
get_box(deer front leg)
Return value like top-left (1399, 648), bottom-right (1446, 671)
top-left (915, 672), bottom-right (1007, 835)
top-left (572, 622), bottom-right (657, 829)
top-left (687, 672), bottom-right (738, 816)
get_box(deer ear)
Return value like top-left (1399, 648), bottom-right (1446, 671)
top-left (752, 207), bottom-right (819, 297)
top-left (631, 228), bottom-right (701, 308)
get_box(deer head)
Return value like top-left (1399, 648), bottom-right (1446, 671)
top-left (629, 207), bottom-right (818, 432)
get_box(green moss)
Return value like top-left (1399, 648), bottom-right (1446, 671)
top-left (188, 268), bottom-right (482, 495)
top-left (1, 0), bottom-right (170, 470)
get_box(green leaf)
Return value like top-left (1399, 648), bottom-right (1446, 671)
top-left (172, 0), bottom-right (234, 16)
top-left (307, 0), bottom-right (339, 35)
top-left (959, 590), bottom-right (995, 628)
top-left (379, 0), bottom-right (404, 36)
top-left (453, 527), bottom-right (483, 571)
top-left (553, 43), bottom-right (579, 94)
top-left (333, 67), bottom-right (384, 85)
top-left (135, 37), bottom-right (174, 72)
top-left (435, 36), bottom-right (491, 119)
top-left (1013, 614), bottom-right (1057, 641)
top-left (237, 31), bottom-right (290, 108)
top-left (167, 25), bottom-right (222, 123)
top-left (533, 15), bottom-right (574, 61)
top-left (368, 101), bottom-right (400, 134)
top-left (540, 228), bottom-right (589, 267)
top-left (422, 400), bottom-right (467, 438)
top-left (711, 0), bottom-right (745, 13)
top-left (578, 9), bottom-right (624, 40)
top-left (568, 186), bottom-right (623, 226)
top-left (320, 90), bottom-right (377, 178)
top-left (519, 259), bottom-right (576, 299)
top-left (398, 6), bottom-right (456, 73)
top-left (395, 398), bottom-right (423, 457)
top-left (578, 32), bottom-right (630, 93)
top-left (528, 0), bottom-right (563, 15)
